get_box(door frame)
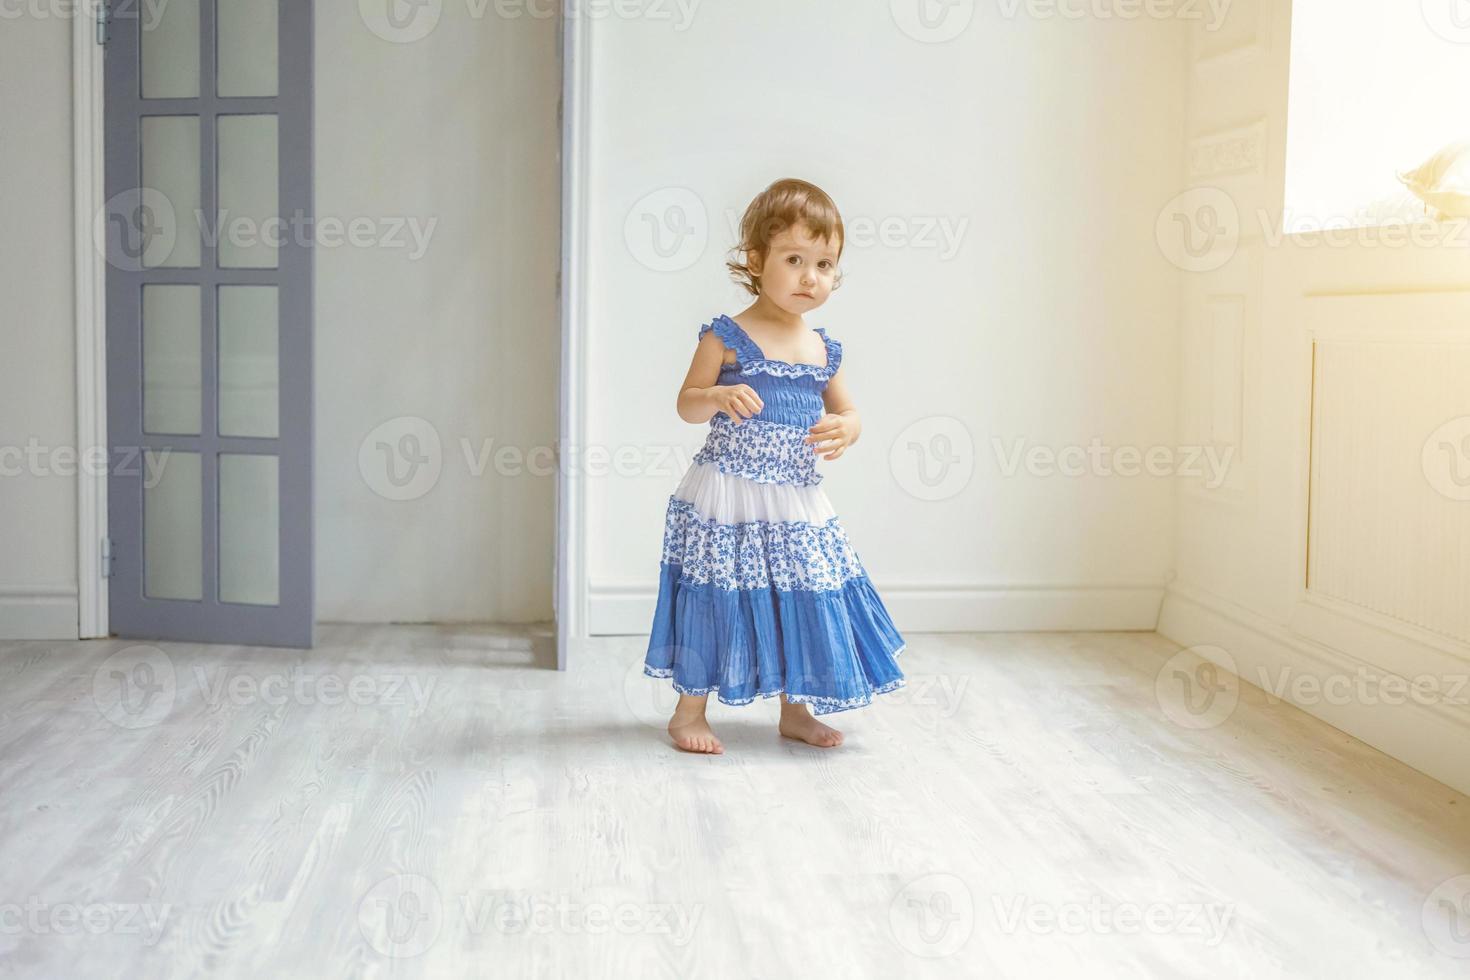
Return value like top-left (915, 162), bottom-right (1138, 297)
top-left (74, 0), bottom-right (108, 638)
top-left (557, 10), bottom-right (591, 669)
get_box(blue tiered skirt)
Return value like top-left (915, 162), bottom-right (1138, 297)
top-left (644, 415), bottom-right (907, 715)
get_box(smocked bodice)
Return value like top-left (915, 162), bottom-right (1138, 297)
top-left (697, 314), bottom-right (842, 430)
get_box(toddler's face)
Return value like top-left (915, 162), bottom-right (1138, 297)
top-left (755, 223), bottom-right (841, 315)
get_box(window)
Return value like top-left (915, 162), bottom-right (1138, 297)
top-left (1284, 1), bottom-right (1470, 231)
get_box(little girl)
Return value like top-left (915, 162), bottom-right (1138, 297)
top-left (643, 177), bottom-right (907, 754)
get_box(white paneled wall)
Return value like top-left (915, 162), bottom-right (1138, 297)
top-left (1309, 339), bottom-right (1470, 646)
top-left (1158, 0), bottom-right (1470, 795)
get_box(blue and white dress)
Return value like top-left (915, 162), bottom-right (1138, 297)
top-left (644, 314), bottom-right (907, 715)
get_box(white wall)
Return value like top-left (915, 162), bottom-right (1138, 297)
top-left (0, 14), bottom-right (77, 638)
top-left (584, 2), bottom-right (1189, 633)
top-left (0, 7), bottom-right (560, 638)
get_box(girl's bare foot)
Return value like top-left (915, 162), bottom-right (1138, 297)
top-left (667, 694), bottom-right (723, 754)
top-left (778, 698), bottom-right (844, 747)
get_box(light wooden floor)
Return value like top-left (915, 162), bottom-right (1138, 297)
top-left (1, 625), bottom-right (1468, 979)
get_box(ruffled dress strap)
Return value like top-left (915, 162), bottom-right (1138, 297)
top-left (698, 314), bottom-right (764, 366)
top-left (814, 326), bottom-right (843, 381)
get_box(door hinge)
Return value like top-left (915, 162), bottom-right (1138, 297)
top-left (95, 2), bottom-right (109, 46)
top-left (100, 536), bottom-right (114, 578)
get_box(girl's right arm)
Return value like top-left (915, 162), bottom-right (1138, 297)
top-left (677, 331), bottom-right (763, 425)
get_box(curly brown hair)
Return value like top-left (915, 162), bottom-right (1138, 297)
top-left (726, 178), bottom-right (845, 297)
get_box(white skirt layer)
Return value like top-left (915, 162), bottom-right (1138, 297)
top-left (672, 460), bottom-right (836, 524)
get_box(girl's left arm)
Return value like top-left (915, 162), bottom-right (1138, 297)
top-left (806, 366), bottom-right (862, 460)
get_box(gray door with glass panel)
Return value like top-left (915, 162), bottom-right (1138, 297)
top-left (103, 0), bottom-right (314, 648)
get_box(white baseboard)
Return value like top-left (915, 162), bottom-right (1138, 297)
top-left (1159, 580), bottom-right (1470, 797)
top-left (590, 580), bottom-right (1166, 635)
top-left (0, 586), bottom-right (81, 640)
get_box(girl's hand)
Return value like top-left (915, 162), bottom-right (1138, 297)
top-left (806, 413), bottom-right (853, 460)
top-left (710, 384), bottom-right (763, 424)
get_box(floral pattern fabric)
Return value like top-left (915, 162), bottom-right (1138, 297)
top-left (660, 497), bottom-right (865, 592)
top-left (691, 414), bottom-right (823, 487)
